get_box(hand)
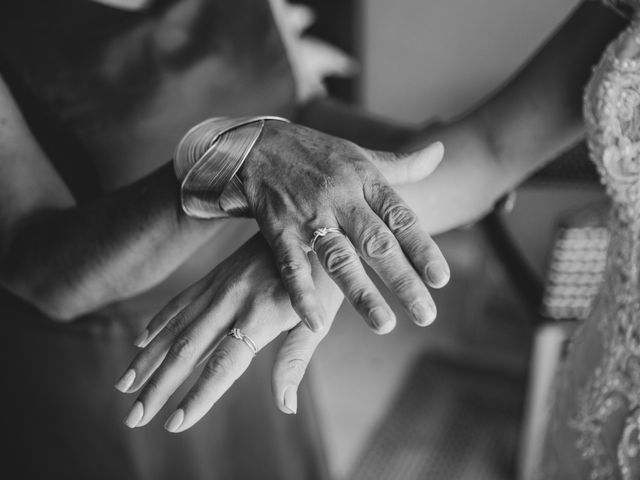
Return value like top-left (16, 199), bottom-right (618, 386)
top-left (240, 121), bottom-right (450, 334)
top-left (115, 233), bottom-right (343, 432)
top-left (270, 0), bottom-right (358, 102)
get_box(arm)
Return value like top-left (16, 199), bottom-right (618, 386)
top-left (295, 96), bottom-right (421, 151)
top-left (115, 232), bottom-right (344, 429)
top-left (300, 2), bottom-right (626, 235)
top-left (0, 71), bottom-right (447, 326)
top-left (0, 74), bottom-right (224, 321)
top-left (401, 1), bottom-right (626, 234)
top-left (117, 3), bottom-right (629, 432)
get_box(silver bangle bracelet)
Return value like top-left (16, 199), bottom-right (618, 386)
top-left (173, 116), bottom-right (290, 219)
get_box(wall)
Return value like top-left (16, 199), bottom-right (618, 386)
top-left (361, 0), bottom-right (580, 122)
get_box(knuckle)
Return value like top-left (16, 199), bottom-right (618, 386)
top-left (345, 148), bottom-right (373, 172)
top-left (383, 203), bottom-right (418, 233)
top-left (204, 348), bottom-right (235, 379)
top-left (318, 173), bottom-right (338, 196)
top-left (366, 180), bottom-right (386, 200)
top-left (279, 259), bottom-right (306, 282)
top-left (168, 336), bottom-right (196, 362)
top-left (360, 226), bottom-right (396, 260)
top-left (393, 275), bottom-right (422, 297)
top-left (164, 314), bottom-right (187, 337)
top-left (322, 241), bottom-right (358, 275)
top-left (350, 287), bottom-right (375, 311)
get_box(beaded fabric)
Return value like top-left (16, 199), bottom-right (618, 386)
top-left (541, 5), bottom-right (640, 479)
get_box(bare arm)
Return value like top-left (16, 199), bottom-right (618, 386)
top-left (0, 75), bottom-right (223, 321)
top-left (0, 71), bottom-right (447, 326)
top-left (403, 2), bottom-right (626, 234)
top-left (247, 0), bottom-right (627, 413)
top-left (300, 2), bottom-right (626, 234)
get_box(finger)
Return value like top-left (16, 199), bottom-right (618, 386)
top-left (122, 300), bottom-right (234, 429)
top-left (134, 271), bottom-right (214, 348)
top-left (314, 231), bottom-right (396, 334)
top-left (341, 204), bottom-right (437, 326)
top-left (115, 291), bottom-right (212, 394)
top-left (366, 141), bottom-right (444, 185)
top-left (163, 335), bottom-right (255, 433)
top-left (281, 2), bottom-right (316, 33)
top-left (364, 180), bottom-right (450, 289)
top-left (272, 322), bottom-right (327, 414)
top-left (265, 229), bottom-right (326, 332)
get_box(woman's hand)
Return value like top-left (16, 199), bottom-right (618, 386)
top-left (270, 0), bottom-right (358, 102)
top-left (240, 122), bottom-right (449, 335)
top-left (115, 233), bottom-right (343, 432)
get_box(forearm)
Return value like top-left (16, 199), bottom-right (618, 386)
top-left (301, 4), bottom-right (625, 235)
top-left (394, 3), bottom-right (626, 234)
top-left (295, 96), bottom-right (420, 151)
top-left (298, 99), bottom-right (527, 233)
top-left (393, 115), bottom-right (506, 234)
top-left (0, 163), bottom-right (223, 321)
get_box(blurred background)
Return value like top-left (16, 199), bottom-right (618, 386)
top-left (306, 1), bottom-right (606, 479)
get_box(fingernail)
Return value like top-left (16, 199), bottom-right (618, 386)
top-left (114, 369), bottom-right (136, 393)
top-left (164, 409), bottom-right (185, 433)
top-left (426, 262), bottom-right (450, 288)
top-left (303, 314), bottom-right (322, 333)
top-left (410, 300), bottom-right (436, 326)
top-left (369, 307), bottom-right (394, 334)
top-left (424, 141), bottom-right (445, 159)
top-left (283, 388), bottom-right (298, 414)
top-left (134, 329), bottom-right (149, 348)
top-left (424, 301), bottom-right (438, 326)
top-left (431, 141), bottom-right (444, 152)
top-left (123, 401), bottom-right (144, 428)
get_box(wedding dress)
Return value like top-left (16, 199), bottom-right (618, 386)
top-left (542, 1), bottom-right (640, 478)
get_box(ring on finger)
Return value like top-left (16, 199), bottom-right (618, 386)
top-left (227, 328), bottom-right (258, 356)
top-left (309, 227), bottom-right (343, 251)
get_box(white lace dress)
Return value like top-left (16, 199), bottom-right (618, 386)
top-left (542, 1), bottom-right (640, 478)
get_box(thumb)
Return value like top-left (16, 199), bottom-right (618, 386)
top-left (369, 141), bottom-right (444, 185)
top-left (272, 323), bottom-right (327, 415)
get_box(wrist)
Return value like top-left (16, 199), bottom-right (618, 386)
top-left (236, 123), bottom-right (277, 183)
top-left (173, 116), bottom-right (289, 219)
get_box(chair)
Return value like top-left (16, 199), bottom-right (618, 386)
top-left (479, 142), bottom-right (608, 480)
